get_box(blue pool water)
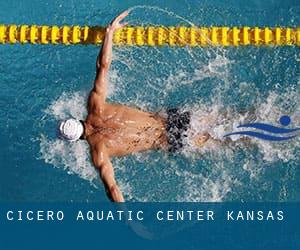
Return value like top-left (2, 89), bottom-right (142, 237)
top-left (0, 0), bottom-right (299, 202)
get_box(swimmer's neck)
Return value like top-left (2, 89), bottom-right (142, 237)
top-left (81, 121), bottom-right (117, 139)
top-left (81, 121), bottom-right (100, 139)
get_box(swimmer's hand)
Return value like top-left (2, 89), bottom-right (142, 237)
top-left (107, 10), bottom-right (129, 33)
top-left (94, 11), bottom-right (129, 101)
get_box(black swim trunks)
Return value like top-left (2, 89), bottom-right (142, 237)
top-left (166, 108), bottom-right (191, 153)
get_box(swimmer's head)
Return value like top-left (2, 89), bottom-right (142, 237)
top-left (57, 118), bottom-right (84, 142)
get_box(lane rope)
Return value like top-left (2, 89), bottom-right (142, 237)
top-left (0, 25), bottom-right (299, 46)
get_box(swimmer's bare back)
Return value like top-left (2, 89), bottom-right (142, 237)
top-left (81, 11), bottom-right (168, 202)
top-left (86, 102), bottom-right (168, 156)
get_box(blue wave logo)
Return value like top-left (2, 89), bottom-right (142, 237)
top-left (224, 116), bottom-right (300, 141)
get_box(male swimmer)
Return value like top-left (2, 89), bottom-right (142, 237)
top-left (58, 11), bottom-right (210, 202)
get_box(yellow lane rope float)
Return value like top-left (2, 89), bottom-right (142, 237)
top-left (0, 24), bottom-right (299, 46)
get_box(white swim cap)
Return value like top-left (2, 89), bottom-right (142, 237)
top-left (58, 118), bottom-right (84, 142)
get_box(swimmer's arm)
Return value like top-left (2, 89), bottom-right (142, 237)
top-left (92, 144), bottom-right (125, 202)
top-left (94, 11), bottom-right (129, 99)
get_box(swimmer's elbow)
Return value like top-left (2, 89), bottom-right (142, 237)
top-left (100, 58), bottom-right (111, 70)
top-left (92, 156), bottom-right (104, 170)
top-left (96, 57), bottom-right (110, 72)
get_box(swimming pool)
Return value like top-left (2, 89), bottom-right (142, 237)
top-left (0, 0), bottom-right (299, 202)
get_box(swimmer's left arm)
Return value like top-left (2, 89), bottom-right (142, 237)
top-left (94, 11), bottom-right (129, 100)
top-left (92, 143), bottom-right (125, 202)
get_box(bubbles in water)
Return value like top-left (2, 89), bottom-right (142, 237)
top-left (46, 91), bottom-right (87, 120)
top-left (39, 92), bottom-right (98, 186)
top-left (38, 6), bottom-right (300, 202)
top-left (39, 134), bottom-right (97, 183)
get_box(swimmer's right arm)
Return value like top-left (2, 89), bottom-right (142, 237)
top-left (92, 143), bottom-right (125, 202)
top-left (93, 11), bottom-right (129, 100)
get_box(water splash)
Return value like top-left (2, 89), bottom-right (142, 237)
top-left (39, 134), bottom-right (97, 184)
top-left (37, 6), bottom-right (300, 202)
top-left (39, 89), bottom-right (300, 202)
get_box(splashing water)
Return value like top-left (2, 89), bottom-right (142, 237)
top-left (39, 92), bottom-right (98, 185)
top-left (39, 6), bottom-right (300, 202)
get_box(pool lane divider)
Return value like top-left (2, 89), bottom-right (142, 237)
top-left (0, 25), bottom-right (299, 46)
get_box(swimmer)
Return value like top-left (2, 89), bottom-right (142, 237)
top-left (58, 11), bottom-right (211, 202)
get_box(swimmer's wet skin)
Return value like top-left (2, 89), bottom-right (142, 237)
top-left (57, 11), bottom-right (216, 202)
